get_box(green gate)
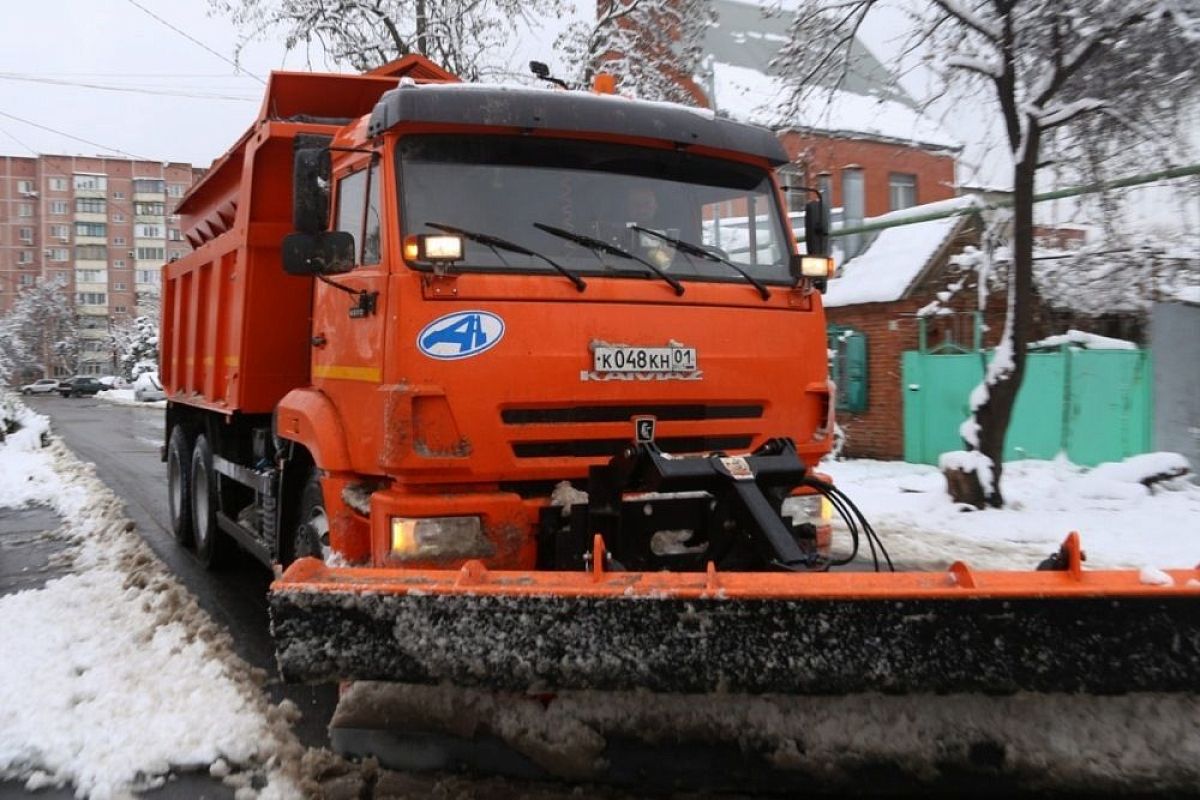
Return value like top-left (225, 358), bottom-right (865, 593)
top-left (902, 345), bottom-right (1153, 466)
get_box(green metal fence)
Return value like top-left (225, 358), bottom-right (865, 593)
top-left (902, 346), bottom-right (1153, 466)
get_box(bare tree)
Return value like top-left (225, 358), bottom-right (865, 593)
top-left (775, 0), bottom-right (1199, 506)
top-left (210, 0), bottom-right (562, 80)
top-left (557, 0), bottom-right (715, 104)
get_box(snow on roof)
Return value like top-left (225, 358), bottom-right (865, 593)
top-left (710, 63), bottom-right (960, 150)
top-left (823, 195), bottom-right (981, 307)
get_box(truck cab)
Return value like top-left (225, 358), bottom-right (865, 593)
top-left (162, 56), bottom-right (835, 576)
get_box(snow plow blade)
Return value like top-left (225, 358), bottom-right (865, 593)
top-left (270, 535), bottom-right (1200, 696)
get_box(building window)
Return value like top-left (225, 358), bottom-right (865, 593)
top-left (77, 292), bottom-right (107, 305)
top-left (48, 177), bottom-right (68, 192)
top-left (113, 282), bottom-right (126, 291)
top-left (75, 197), bottom-right (107, 214)
top-left (73, 174), bottom-right (107, 191)
top-left (169, 250), bottom-right (184, 261)
top-left (77, 269), bottom-right (104, 282)
top-left (827, 326), bottom-right (868, 412)
top-left (47, 248), bottom-right (69, 262)
top-left (49, 224), bottom-right (69, 240)
top-left (113, 213), bottom-right (125, 223)
top-left (114, 305), bottom-right (127, 314)
top-left (889, 173), bottom-right (917, 211)
top-left (135, 247), bottom-right (165, 261)
top-left (113, 259), bottom-right (126, 268)
top-left (136, 269), bottom-right (159, 284)
top-left (19, 274), bottom-right (34, 287)
top-left (75, 221), bottom-right (107, 237)
top-left (134, 201), bottom-right (166, 216)
top-left (113, 191), bottom-right (125, 200)
top-left (17, 203), bottom-right (33, 217)
top-left (135, 224), bottom-right (163, 238)
top-left (841, 168), bottom-right (865, 260)
top-left (17, 179), bottom-right (35, 195)
top-left (167, 183), bottom-right (187, 198)
top-left (132, 178), bottom-right (165, 194)
top-left (817, 173), bottom-right (832, 207)
top-left (76, 244), bottom-right (108, 260)
top-left (17, 251), bottom-right (33, 264)
top-left (18, 227), bottom-right (33, 243)
top-left (79, 363), bottom-right (104, 376)
top-left (168, 228), bottom-right (182, 241)
top-left (49, 200), bottom-right (68, 215)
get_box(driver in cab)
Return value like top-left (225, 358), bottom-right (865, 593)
top-left (621, 184), bottom-right (675, 270)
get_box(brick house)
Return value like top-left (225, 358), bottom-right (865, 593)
top-left (821, 197), bottom-right (1000, 459)
top-left (696, 0), bottom-right (961, 256)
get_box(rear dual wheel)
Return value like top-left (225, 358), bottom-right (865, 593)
top-left (166, 426), bottom-right (194, 547)
top-left (190, 434), bottom-right (229, 569)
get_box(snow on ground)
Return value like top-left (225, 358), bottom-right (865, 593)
top-left (822, 455), bottom-right (1200, 571)
top-left (0, 394), bottom-right (302, 799)
top-left (94, 388), bottom-right (166, 408)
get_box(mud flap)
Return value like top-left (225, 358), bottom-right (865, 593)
top-left (270, 558), bottom-right (1200, 695)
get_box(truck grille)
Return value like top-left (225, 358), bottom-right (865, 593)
top-left (501, 403), bottom-right (762, 461)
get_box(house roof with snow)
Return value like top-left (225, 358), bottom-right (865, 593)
top-left (701, 0), bottom-right (960, 151)
top-left (823, 195), bottom-right (982, 307)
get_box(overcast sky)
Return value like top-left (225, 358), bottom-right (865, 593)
top-left (0, 1), bottom-right (577, 167)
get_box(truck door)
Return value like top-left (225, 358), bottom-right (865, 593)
top-left (310, 158), bottom-right (387, 465)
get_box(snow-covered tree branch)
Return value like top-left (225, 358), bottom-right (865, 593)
top-left (778, 0), bottom-right (1198, 507)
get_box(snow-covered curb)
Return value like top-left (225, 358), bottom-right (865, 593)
top-left (94, 388), bottom-right (166, 408)
top-left (0, 394), bottom-right (302, 799)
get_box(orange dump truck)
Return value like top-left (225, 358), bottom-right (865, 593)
top-left (161, 56), bottom-right (1199, 788)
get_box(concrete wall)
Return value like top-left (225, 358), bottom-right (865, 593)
top-left (1151, 301), bottom-right (1200, 479)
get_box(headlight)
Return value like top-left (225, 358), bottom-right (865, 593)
top-left (389, 516), bottom-right (495, 561)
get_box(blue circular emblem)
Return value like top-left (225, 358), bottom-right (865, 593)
top-left (417, 310), bottom-right (505, 360)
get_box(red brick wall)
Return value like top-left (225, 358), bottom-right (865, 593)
top-left (780, 133), bottom-right (957, 217)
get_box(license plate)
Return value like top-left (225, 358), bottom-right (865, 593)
top-left (593, 346), bottom-right (697, 373)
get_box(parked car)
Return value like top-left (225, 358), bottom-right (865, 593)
top-left (132, 371), bottom-right (166, 402)
top-left (20, 379), bottom-right (60, 395)
top-left (58, 377), bottom-right (106, 398)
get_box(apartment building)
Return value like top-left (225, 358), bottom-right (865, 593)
top-left (0, 154), bottom-right (201, 375)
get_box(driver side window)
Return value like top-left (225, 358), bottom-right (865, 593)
top-left (335, 162), bottom-right (382, 266)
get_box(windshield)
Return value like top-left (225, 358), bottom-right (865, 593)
top-left (396, 135), bottom-right (793, 284)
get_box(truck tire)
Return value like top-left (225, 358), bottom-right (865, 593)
top-left (167, 426), bottom-right (194, 547)
top-left (294, 469), bottom-right (329, 562)
top-left (190, 434), bottom-right (229, 569)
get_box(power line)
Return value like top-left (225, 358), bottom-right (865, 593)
top-left (122, 0), bottom-right (267, 86)
top-left (0, 110), bottom-right (153, 161)
top-left (0, 74), bottom-right (257, 102)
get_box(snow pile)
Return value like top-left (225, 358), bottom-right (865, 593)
top-left (94, 389), bottom-right (166, 408)
top-left (1029, 329), bottom-right (1138, 350)
top-left (824, 196), bottom-right (980, 307)
top-left (0, 393), bottom-right (302, 799)
top-left (821, 456), bottom-right (1199, 571)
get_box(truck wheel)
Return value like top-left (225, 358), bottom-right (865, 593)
top-left (190, 434), bottom-right (228, 569)
top-left (167, 426), bottom-right (194, 547)
top-left (294, 469), bottom-right (329, 562)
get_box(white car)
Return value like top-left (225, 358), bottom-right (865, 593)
top-left (20, 379), bottom-right (60, 395)
top-left (133, 372), bottom-right (166, 402)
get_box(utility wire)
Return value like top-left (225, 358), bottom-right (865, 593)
top-left (0, 110), bottom-right (153, 161)
top-left (0, 74), bottom-right (257, 102)
top-left (122, 0), bottom-right (266, 86)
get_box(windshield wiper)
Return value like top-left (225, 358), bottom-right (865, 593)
top-left (630, 225), bottom-right (770, 301)
top-left (533, 222), bottom-right (685, 296)
top-left (426, 222), bottom-right (586, 292)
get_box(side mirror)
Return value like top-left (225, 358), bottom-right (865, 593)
top-left (282, 231), bottom-right (356, 276)
top-left (293, 136), bottom-right (332, 234)
top-left (804, 198), bottom-right (830, 257)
